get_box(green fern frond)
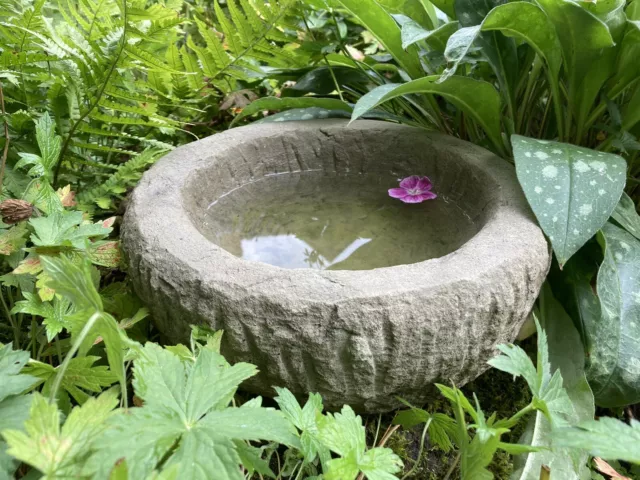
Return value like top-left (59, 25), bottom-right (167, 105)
top-left (77, 148), bottom-right (169, 209)
top-left (124, 44), bottom-right (184, 73)
top-left (70, 141), bottom-right (137, 155)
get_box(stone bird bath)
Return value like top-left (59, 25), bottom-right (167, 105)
top-left (122, 120), bottom-right (550, 412)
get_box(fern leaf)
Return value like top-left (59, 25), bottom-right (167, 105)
top-left (89, 111), bottom-right (164, 127)
top-left (70, 141), bottom-right (137, 155)
top-left (76, 124), bottom-right (175, 149)
top-left (227, 0), bottom-right (254, 48)
top-left (180, 45), bottom-right (204, 90)
top-left (194, 19), bottom-right (229, 69)
top-left (77, 148), bottom-right (169, 209)
top-left (98, 98), bottom-right (158, 116)
top-left (103, 86), bottom-right (157, 103)
top-left (0, 52), bottom-right (52, 68)
top-left (213, 0), bottom-right (243, 56)
top-left (57, 0), bottom-right (91, 33)
top-left (124, 44), bottom-right (184, 74)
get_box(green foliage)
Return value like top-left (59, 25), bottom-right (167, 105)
top-left (2, 390), bottom-right (119, 478)
top-left (553, 417), bottom-right (640, 465)
top-left (512, 135), bottom-right (626, 266)
top-left (587, 222), bottom-right (640, 406)
top-left (1, 0), bottom-right (640, 478)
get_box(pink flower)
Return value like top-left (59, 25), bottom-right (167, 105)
top-left (388, 176), bottom-right (437, 203)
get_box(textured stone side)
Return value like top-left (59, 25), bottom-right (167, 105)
top-left (122, 120), bottom-right (551, 412)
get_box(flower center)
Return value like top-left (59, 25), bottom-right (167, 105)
top-left (407, 188), bottom-right (422, 195)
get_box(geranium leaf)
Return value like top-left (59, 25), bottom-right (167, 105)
top-left (553, 417), bottom-right (640, 464)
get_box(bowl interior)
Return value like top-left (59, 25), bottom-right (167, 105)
top-left (182, 126), bottom-right (501, 270)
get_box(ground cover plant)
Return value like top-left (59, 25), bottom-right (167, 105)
top-left (1, 0), bottom-right (640, 478)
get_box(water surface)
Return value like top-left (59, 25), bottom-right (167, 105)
top-left (201, 172), bottom-right (478, 270)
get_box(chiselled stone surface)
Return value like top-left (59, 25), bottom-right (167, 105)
top-left (122, 120), bottom-right (550, 412)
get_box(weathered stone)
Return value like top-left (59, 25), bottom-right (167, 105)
top-left (122, 120), bottom-right (550, 412)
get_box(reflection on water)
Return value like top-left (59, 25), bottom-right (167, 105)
top-left (201, 172), bottom-right (479, 270)
top-left (240, 235), bottom-right (372, 269)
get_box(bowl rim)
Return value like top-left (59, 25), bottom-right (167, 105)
top-left (123, 119), bottom-right (548, 303)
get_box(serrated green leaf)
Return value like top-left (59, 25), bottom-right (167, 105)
top-left (88, 343), bottom-right (297, 480)
top-left (318, 406), bottom-right (402, 480)
top-left (512, 135), bottom-right (626, 266)
top-left (2, 390), bottom-right (118, 478)
top-left (40, 255), bottom-right (102, 312)
top-left (553, 417), bottom-right (640, 464)
top-left (0, 224), bottom-right (28, 256)
top-left (0, 344), bottom-right (38, 403)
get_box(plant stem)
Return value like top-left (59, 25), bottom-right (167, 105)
top-left (0, 81), bottom-right (10, 196)
top-left (401, 418), bottom-right (432, 480)
top-left (31, 315), bottom-right (37, 359)
top-left (50, 311), bottom-right (101, 403)
top-left (0, 288), bottom-right (19, 348)
top-left (506, 403), bottom-right (535, 426)
top-left (442, 452), bottom-right (461, 480)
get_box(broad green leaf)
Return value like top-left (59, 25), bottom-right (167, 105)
top-left (611, 192), bottom-right (640, 241)
top-left (588, 223), bottom-right (640, 407)
top-left (482, 2), bottom-right (561, 77)
top-left (553, 417), bottom-right (640, 464)
top-left (512, 135), bottom-right (626, 266)
top-left (334, 0), bottom-right (423, 78)
top-left (401, 20), bottom-right (459, 51)
top-left (440, 25), bottom-right (481, 82)
top-left (352, 76), bottom-right (504, 153)
top-left (607, 21), bottom-right (640, 98)
top-left (230, 97), bottom-right (352, 127)
top-left (255, 107), bottom-right (351, 124)
top-left (378, 0), bottom-right (435, 29)
top-left (2, 391), bottom-right (118, 478)
top-left (430, 0), bottom-right (455, 18)
top-left (510, 285), bottom-right (594, 480)
top-left (481, 1), bottom-right (563, 136)
top-left (454, 0), bottom-right (519, 124)
top-left (534, 0), bottom-right (616, 139)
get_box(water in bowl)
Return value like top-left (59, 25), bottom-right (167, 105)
top-left (201, 171), bottom-right (478, 270)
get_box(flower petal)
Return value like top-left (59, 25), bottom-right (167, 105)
top-left (388, 188), bottom-right (408, 199)
top-left (416, 176), bottom-right (433, 191)
top-left (399, 176), bottom-right (420, 189)
top-left (418, 192), bottom-right (437, 201)
top-left (399, 194), bottom-right (425, 204)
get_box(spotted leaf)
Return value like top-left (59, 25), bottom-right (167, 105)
top-left (587, 223), bottom-right (640, 407)
top-left (512, 135), bottom-right (626, 266)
